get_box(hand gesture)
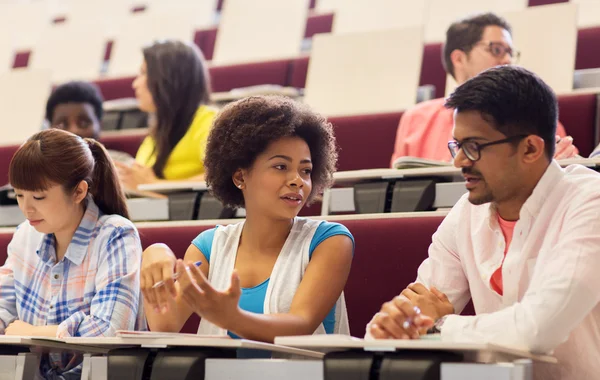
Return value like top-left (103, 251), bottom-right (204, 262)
top-left (177, 260), bottom-right (242, 331)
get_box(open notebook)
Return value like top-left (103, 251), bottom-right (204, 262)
top-left (392, 156), bottom-right (452, 169)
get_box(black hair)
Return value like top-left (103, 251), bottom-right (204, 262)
top-left (45, 81), bottom-right (104, 122)
top-left (445, 65), bottom-right (557, 159)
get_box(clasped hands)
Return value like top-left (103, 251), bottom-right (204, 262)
top-left (369, 283), bottom-right (454, 339)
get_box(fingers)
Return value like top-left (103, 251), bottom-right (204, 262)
top-left (407, 283), bottom-right (428, 294)
top-left (401, 287), bottom-right (418, 301)
top-left (373, 297), bottom-right (422, 339)
top-left (554, 136), bottom-right (574, 159)
top-left (228, 270), bottom-right (241, 298)
top-left (186, 262), bottom-right (216, 296)
top-left (369, 322), bottom-right (392, 339)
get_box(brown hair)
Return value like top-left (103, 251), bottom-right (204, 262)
top-left (442, 12), bottom-right (512, 79)
top-left (143, 40), bottom-right (212, 179)
top-left (9, 129), bottom-right (129, 218)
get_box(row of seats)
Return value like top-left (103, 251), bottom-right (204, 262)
top-left (40, 22), bottom-right (596, 99)
top-left (7, 8), bottom-right (600, 98)
top-left (0, 91), bottom-right (597, 186)
top-left (0, 213), bottom-right (472, 336)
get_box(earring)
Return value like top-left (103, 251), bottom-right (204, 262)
top-left (237, 184), bottom-right (243, 189)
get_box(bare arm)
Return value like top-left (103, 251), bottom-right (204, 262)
top-left (141, 244), bottom-right (209, 332)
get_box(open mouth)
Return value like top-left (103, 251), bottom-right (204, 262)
top-left (464, 176), bottom-right (481, 189)
top-left (280, 193), bottom-right (303, 205)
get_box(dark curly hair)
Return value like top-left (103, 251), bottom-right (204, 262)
top-left (205, 96), bottom-right (338, 208)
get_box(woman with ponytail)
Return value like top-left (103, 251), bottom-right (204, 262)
top-left (0, 129), bottom-right (145, 378)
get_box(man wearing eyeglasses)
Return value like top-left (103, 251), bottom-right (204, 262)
top-left (369, 66), bottom-right (600, 380)
top-left (390, 13), bottom-right (577, 166)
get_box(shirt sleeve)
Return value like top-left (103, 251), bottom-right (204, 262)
top-left (0, 234), bottom-right (19, 333)
top-left (390, 111), bottom-right (413, 167)
top-left (441, 193), bottom-right (600, 354)
top-left (415, 200), bottom-right (472, 314)
top-left (191, 227), bottom-right (217, 263)
top-left (309, 222), bottom-right (355, 259)
top-left (57, 225), bottom-right (143, 338)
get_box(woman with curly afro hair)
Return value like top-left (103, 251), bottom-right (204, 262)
top-left (140, 96), bottom-right (354, 342)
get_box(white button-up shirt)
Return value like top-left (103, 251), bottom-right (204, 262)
top-left (416, 161), bottom-right (600, 380)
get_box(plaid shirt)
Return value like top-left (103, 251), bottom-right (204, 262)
top-left (0, 199), bottom-right (145, 378)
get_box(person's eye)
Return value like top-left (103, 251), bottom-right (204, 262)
top-left (302, 168), bottom-right (313, 175)
top-left (33, 196), bottom-right (45, 201)
top-left (274, 164), bottom-right (286, 170)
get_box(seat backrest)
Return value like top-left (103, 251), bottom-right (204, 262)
top-left (107, 9), bottom-right (204, 78)
top-left (212, 0), bottom-right (308, 65)
top-left (576, 26), bottom-right (600, 70)
top-left (557, 93), bottom-right (598, 157)
top-left (0, 230), bottom-right (13, 268)
top-left (29, 21), bottom-right (107, 83)
top-left (425, 0), bottom-right (527, 43)
top-left (0, 144), bottom-right (19, 186)
top-left (0, 70), bottom-right (52, 146)
top-left (329, 112), bottom-right (402, 171)
top-left (328, 0), bottom-right (428, 35)
top-left (504, 3), bottom-right (577, 94)
top-left (339, 215), bottom-right (444, 336)
top-left (99, 133), bottom-right (146, 157)
top-left (304, 28), bottom-right (424, 117)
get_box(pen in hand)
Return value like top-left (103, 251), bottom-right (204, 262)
top-left (151, 261), bottom-right (202, 289)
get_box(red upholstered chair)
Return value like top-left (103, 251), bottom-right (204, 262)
top-left (576, 27), bottom-right (600, 70)
top-left (0, 144), bottom-right (20, 186)
top-left (194, 28), bottom-right (218, 61)
top-left (557, 93), bottom-right (598, 157)
top-left (340, 215), bottom-right (445, 336)
top-left (12, 51), bottom-right (30, 69)
top-left (288, 56), bottom-right (310, 89)
top-left (94, 77), bottom-right (136, 101)
top-left (528, 0), bottom-right (567, 6)
top-left (209, 59), bottom-right (293, 93)
top-left (420, 43), bottom-right (446, 98)
top-left (0, 231), bottom-right (12, 266)
top-left (304, 12), bottom-right (334, 38)
top-left (329, 112), bottom-right (403, 171)
top-left (99, 134), bottom-right (146, 157)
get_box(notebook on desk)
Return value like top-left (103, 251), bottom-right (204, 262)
top-left (392, 156), bottom-right (452, 169)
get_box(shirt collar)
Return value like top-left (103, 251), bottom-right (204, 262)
top-left (36, 197), bottom-right (102, 266)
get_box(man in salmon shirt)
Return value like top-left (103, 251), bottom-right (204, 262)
top-left (390, 13), bottom-right (577, 166)
top-left (369, 66), bottom-right (600, 380)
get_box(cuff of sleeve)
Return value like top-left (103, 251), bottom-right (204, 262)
top-left (56, 312), bottom-right (86, 338)
top-left (440, 314), bottom-right (472, 341)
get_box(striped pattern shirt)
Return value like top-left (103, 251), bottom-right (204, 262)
top-left (0, 199), bottom-right (145, 377)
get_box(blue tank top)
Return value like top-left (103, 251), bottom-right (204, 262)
top-left (192, 221), bottom-right (354, 338)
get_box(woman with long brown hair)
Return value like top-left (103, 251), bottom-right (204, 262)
top-left (0, 129), bottom-right (145, 378)
top-left (116, 40), bottom-right (216, 191)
